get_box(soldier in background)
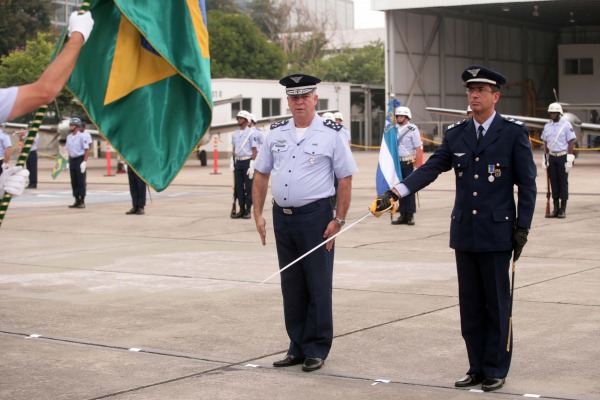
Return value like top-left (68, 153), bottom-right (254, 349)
top-left (391, 106), bottom-right (423, 225)
top-left (541, 102), bottom-right (576, 218)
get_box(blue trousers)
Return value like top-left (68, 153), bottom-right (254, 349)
top-left (69, 156), bottom-right (86, 198)
top-left (26, 150), bottom-right (38, 186)
top-left (273, 198), bottom-right (335, 359)
top-left (455, 250), bottom-right (513, 378)
top-left (399, 161), bottom-right (416, 213)
top-left (548, 154), bottom-right (569, 201)
top-left (234, 159), bottom-right (252, 208)
top-left (128, 167), bottom-right (146, 207)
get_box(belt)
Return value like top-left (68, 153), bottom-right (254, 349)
top-left (549, 151), bottom-right (568, 157)
top-left (400, 155), bottom-right (415, 162)
top-left (235, 156), bottom-right (251, 161)
top-left (272, 198), bottom-right (331, 215)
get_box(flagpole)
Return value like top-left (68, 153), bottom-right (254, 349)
top-left (0, 3), bottom-right (90, 228)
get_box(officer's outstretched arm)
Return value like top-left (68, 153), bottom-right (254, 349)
top-left (252, 171), bottom-right (270, 246)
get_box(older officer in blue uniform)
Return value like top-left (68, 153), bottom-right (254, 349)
top-left (65, 117), bottom-right (89, 209)
top-left (372, 66), bottom-right (536, 391)
top-left (391, 106), bottom-right (423, 226)
top-left (253, 73), bottom-right (357, 372)
top-left (541, 102), bottom-right (576, 218)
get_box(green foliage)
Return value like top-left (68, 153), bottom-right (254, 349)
top-left (208, 10), bottom-right (286, 79)
top-left (0, 0), bottom-right (52, 57)
top-left (306, 41), bottom-right (385, 84)
top-left (247, 0), bottom-right (291, 42)
top-left (205, 0), bottom-right (239, 14)
top-left (0, 32), bottom-right (72, 119)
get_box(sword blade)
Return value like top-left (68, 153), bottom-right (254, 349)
top-left (260, 211), bottom-right (372, 284)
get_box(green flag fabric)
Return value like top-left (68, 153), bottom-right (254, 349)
top-left (65, 0), bottom-right (212, 191)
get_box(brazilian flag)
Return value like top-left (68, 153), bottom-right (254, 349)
top-left (64, 0), bottom-right (212, 191)
top-left (51, 154), bottom-right (68, 179)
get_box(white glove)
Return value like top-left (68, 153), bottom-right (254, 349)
top-left (541, 154), bottom-right (548, 170)
top-left (247, 160), bottom-right (255, 179)
top-left (68, 11), bottom-right (94, 43)
top-left (565, 153), bottom-right (575, 173)
top-left (0, 166), bottom-right (29, 196)
top-left (1, 163), bottom-right (8, 171)
top-left (229, 158), bottom-right (235, 172)
top-left (80, 161), bottom-right (87, 173)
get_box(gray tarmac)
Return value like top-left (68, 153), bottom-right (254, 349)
top-left (1, 149), bottom-right (599, 400)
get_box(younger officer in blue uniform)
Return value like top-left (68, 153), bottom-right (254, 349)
top-left (372, 66), bottom-right (536, 392)
top-left (65, 117), bottom-right (89, 208)
top-left (231, 110), bottom-right (257, 219)
top-left (253, 73), bottom-right (357, 372)
top-left (541, 102), bottom-right (576, 218)
top-left (391, 106), bottom-right (423, 225)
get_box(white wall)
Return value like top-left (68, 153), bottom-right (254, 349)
top-left (205, 78), bottom-right (352, 154)
top-left (558, 44), bottom-right (600, 103)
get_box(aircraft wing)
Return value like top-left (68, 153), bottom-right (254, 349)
top-left (425, 107), bottom-right (467, 118)
top-left (426, 107), bottom-right (548, 129)
top-left (581, 122), bottom-right (600, 132)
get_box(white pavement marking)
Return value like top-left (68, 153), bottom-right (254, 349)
top-left (371, 379), bottom-right (391, 385)
top-left (25, 334), bottom-right (42, 339)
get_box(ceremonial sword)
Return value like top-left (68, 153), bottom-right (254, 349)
top-left (260, 211), bottom-right (372, 284)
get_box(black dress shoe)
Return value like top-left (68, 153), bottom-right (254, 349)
top-left (126, 207), bottom-right (138, 215)
top-left (302, 357), bottom-right (324, 372)
top-left (482, 377), bottom-right (505, 392)
top-left (455, 373), bottom-right (484, 387)
top-left (135, 206), bottom-right (145, 215)
top-left (273, 355), bottom-right (304, 367)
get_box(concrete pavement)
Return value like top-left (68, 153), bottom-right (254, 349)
top-left (1, 150), bottom-right (599, 399)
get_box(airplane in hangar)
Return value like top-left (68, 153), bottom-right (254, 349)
top-left (425, 104), bottom-right (600, 150)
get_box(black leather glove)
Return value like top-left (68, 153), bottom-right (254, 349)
top-left (370, 189), bottom-right (399, 217)
top-left (513, 226), bottom-right (529, 262)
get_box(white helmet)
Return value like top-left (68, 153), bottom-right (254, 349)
top-left (547, 102), bottom-right (563, 114)
top-left (322, 112), bottom-right (335, 121)
top-left (333, 112), bottom-right (343, 121)
top-left (395, 106), bottom-right (412, 119)
top-left (236, 110), bottom-right (251, 121)
top-left (249, 113), bottom-right (257, 123)
top-left (467, 105), bottom-right (472, 113)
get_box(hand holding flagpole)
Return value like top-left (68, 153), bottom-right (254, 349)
top-left (0, 2), bottom-right (91, 228)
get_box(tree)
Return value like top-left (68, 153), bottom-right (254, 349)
top-left (306, 41), bottom-right (385, 84)
top-left (207, 10), bottom-right (285, 79)
top-left (0, 0), bottom-right (52, 57)
top-left (247, 0), bottom-right (291, 42)
top-left (0, 32), bottom-right (71, 120)
top-left (205, 0), bottom-right (239, 14)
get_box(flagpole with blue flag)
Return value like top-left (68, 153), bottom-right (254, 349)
top-left (375, 97), bottom-right (403, 196)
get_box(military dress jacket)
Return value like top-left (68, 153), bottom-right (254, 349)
top-left (402, 113), bottom-right (537, 252)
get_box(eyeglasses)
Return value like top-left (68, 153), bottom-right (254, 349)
top-left (466, 88), bottom-right (494, 95)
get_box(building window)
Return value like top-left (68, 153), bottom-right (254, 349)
top-left (564, 58), bottom-right (594, 75)
top-left (317, 99), bottom-right (329, 111)
top-left (231, 98), bottom-right (252, 119)
top-left (262, 98), bottom-right (281, 117)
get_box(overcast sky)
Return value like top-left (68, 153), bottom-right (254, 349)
top-left (354, 0), bottom-right (385, 29)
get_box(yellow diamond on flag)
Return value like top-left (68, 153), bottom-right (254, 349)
top-left (104, 16), bottom-right (177, 105)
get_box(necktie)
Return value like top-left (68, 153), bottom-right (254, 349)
top-left (477, 125), bottom-right (484, 146)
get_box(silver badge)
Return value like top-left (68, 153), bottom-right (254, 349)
top-left (309, 157), bottom-right (316, 165)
